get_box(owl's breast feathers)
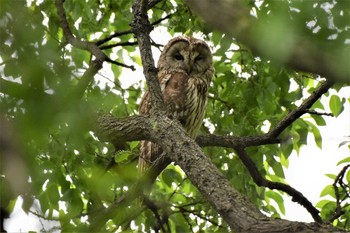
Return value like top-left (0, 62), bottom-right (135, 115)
top-left (163, 72), bottom-right (189, 112)
top-left (161, 70), bottom-right (209, 138)
top-left (139, 68), bottom-right (210, 138)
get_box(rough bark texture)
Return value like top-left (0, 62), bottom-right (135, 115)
top-left (95, 113), bottom-right (346, 232)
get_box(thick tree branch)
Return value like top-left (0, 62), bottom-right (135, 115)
top-left (196, 134), bottom-right (280, 148)
top-left (94, 69), bottom-right (338, 232)
top-left (94, 113), bottom-right (345, 232)
top-left (95, 113), bottom-right (267, 231)
top-left (198, 80), bottom-right (334, 223)
top-left (186, 0), bottom-right (350, 83)
top-left (131, 0), bottom-right (165, 112)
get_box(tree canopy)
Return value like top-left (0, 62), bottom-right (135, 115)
top-left (1, 0), bottom-right (350, 232)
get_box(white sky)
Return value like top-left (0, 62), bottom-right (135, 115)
top-left (284, 87), bottom-right (350, 222)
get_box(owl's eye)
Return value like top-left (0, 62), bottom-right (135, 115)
top-left (174, 54), bottom-right (184, 61)
top-left (195, 55), bottom-right (203, 62)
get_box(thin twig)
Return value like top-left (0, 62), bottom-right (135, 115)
top-left (143, 197), bottom-right (167, 232)
top-left (95, 29), bottom-right (133, 46)
top-left (106, 57), bottom-right (136, 71)
top-left (306, 109), bottom-right (334, 117)
top-left (176, 207), bottom-right (222, 227)
top-left (267, 79), bottom-right (334, 138)
top-left (94, 13), bottom-right (171, 47)
top-left (327, 164), bottom-right (350, 223)
top-left (150, 13), bottom-right (172, 26)
top-left (100, 41), bottom-right (138, 50)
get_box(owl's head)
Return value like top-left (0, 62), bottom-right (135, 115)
top-left (158, 36), bottom-right (213, 75)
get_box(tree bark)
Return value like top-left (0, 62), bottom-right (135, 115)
top-left (95, 113), bottom-right (346, 232)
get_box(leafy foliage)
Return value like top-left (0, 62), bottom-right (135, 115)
top-left (0, 0), bottom-right (349, 232)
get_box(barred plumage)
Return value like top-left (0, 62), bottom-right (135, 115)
top-left (138, 36), bottom-right (214, 179)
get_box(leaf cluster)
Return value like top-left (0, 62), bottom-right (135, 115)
top-left (0, 0), bottom-right (349, 232)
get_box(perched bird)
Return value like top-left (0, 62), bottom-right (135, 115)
top-left (138, 36), bottom-right (214, 184)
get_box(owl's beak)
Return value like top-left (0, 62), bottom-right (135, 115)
top-left (184, 63), bottom-right (192, 74)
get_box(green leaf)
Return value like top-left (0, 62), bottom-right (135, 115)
top-left (7, 198), bottom-right (18, 214)
top-left (47, 182), bottom-right (60, 204)
top-left (129, 141), bottom-right (139, 150)
top-left (346, 170), bottom-right (350, 184)
top-left (319, 201), bottom-right (337, 219)
top-left (319, 185), bottom-right (335, 198)
top-left (280, 141), bottom-right (293, 159)
top-left (114, 150), bottom-right (132, 163)
top-left (325, 173), bottom-right (337, 180)
top-left (271, 162), bottom-right (285, 178)
top-left (306, 121), bottom-right (322, 149)
top-left (329, 95), bottom-right (343, 117)
top-left (161, 170), bottom-right (174, 188)
top-left (265, 190), bottom-right (285, 215)
top-left (337, 157), bottom-right (350, 166)
top-left (315, 199), bottom-right (330, 209)
top-left (311, 114), bottom-right (326, 126)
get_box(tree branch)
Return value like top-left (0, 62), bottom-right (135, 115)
top-left (197, 79), bottom-right (334, 149)
top-left (196, 134), bottom-right (280, 148)
top-left (55, 0), bottom-right (107, 63)
top-left (56, 0), bottom-right (136, 95)
top-left (55, 0), bottom-right (105, 97)
top-left (197, 80), bottom-right (334, 223)
top-left (105, 57), bottom-right (136, 71)
top-left (328, 164), bottom-right (350, 223)
top-left (94, 10), bottom-right (171, 48)
top-left (94, 113), bottom-right (345, 232)
top-left (94, 76), bottom-right (333, 230)
top-left (92, 1), bottom-right (344, 231)
top-left (306, 109), bottom-right (334, 117)
top-left (234, 146), bottom-right (322, 223)
top-left (131, 0), bottom-right (165, 112)
top-left (267, 80), bottom-right (334, 138)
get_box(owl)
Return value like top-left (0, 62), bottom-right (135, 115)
top-left (138, 36), bottom-right (214, 180)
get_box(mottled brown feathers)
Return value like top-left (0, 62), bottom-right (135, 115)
top-left (138, 36), bottom-right (214, 178)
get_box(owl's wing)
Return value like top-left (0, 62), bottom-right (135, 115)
top-left (139, 91), bottom-right (151, 114)
top-left (138, 71), bottom-right (188, 178)
top-left (138, 72), bottom-right (171, 114)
